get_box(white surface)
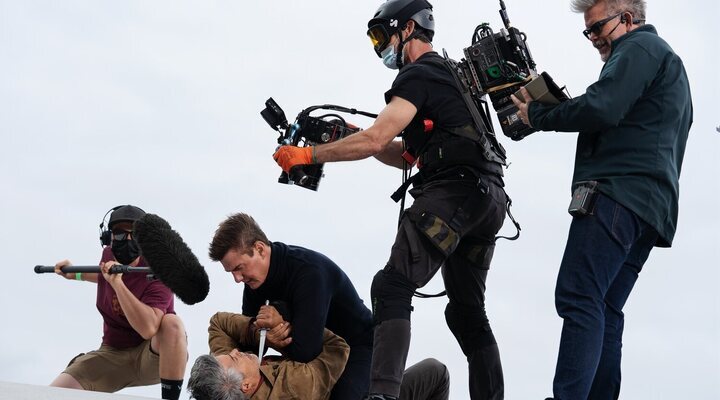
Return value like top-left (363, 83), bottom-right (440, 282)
top-left (0, 382), bottom-right (153, 400)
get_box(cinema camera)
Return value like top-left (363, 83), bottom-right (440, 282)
top-left (452, 0), bottom-right (569, 141)
top-left (261, 98), bottom-right (377, 191)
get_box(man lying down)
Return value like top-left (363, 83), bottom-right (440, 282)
top-left (187, 310), bottom-right (449, 400)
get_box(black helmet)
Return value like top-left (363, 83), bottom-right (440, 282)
top-left (108, 205), bottom-right (146, 230)
top-left (367, 0), bottom-right (434, 57)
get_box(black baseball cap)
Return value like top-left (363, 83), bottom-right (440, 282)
top-left (108, 205), bottom-right (146, 230)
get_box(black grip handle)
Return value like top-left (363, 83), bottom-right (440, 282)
top-left (278, 167), bottom-right (310, 186)
top-left (35, 265), bottom-right (101, 273)
top-left (288, 166), bottom-right (309, 186)
top-left (34, 265), bottom-right (152, 274)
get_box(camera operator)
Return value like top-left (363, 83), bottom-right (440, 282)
top-left (273, 1), bottom-right (512, 399)
top-left (511, 0), bottom-right (692, 399)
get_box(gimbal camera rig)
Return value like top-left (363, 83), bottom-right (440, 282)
top-left (261, 97), bottom-right (377, 191)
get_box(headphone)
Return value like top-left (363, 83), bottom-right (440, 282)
top-left (620, 12), bottom-right (645, 25)
top-left (99, 205), bottom-right (123, 247)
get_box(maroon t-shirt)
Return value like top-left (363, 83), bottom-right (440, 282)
top-left (97, 247), bottom-right (175, 349)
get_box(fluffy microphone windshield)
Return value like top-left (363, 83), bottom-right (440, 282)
top-left (134, 213), bottom-right (210, 305)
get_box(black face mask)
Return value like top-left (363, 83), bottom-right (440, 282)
top-left (111, 239), bottom-right (141, 265)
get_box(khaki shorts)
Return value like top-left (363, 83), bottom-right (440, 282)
top-left (63, 340), bottom-right (160, 392)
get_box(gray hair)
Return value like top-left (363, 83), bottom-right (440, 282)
top-left (187, 355), bottom-right (249, 400)
top-left (570, 0), bottom-right (646, 20)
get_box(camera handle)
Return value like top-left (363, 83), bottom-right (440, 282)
top-left (275, 122), bottom-right (311, 186)
top-left (281, 166), bottom-right (310, 187)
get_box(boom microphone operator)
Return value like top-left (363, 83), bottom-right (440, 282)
top-left (133, 213), bottom-right (210, 305)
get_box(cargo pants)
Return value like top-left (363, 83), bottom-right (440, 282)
top-left (370, 168), bottom-right (508, 400)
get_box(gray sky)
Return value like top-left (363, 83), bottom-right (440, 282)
top-left (1, 0), bottom-right (718, 399)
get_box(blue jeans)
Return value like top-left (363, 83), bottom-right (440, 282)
top-left (553, 193), bottom-right (658, 400)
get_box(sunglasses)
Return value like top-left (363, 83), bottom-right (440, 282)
top-left (112, 230), bottom-right (133, 241)
top-left (582, 12), bottom-right (623, 39)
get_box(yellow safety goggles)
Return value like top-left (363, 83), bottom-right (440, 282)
top-left (367, 24), bottom-right (392, 57)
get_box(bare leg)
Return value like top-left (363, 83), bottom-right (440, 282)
top-left (151, 314), bottom-right (188, 380)
top-left (50, 373), bottom-right (84, 390)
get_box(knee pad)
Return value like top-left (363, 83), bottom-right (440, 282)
top-left (370, 268), bottom-right (417, 324)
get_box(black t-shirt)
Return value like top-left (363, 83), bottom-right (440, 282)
top-left (384, 51), bottom-right (471, 128)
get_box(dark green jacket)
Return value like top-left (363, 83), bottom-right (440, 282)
top-left (529, 25), bottom-right (692, 246)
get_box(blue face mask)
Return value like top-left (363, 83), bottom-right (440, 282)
top-left (381, 44), bottom-right (399, 70)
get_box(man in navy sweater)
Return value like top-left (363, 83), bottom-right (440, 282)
top-left (209, 213), bottom-right (374, 400)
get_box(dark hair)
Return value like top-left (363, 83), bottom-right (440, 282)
top-left (187, 354), bottom-right (248, 400)
top-left (209, 213), bottom-right (270, 261)
top-left (414, 25), bottom-right (434, 43)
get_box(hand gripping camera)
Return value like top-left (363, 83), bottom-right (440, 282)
top-left (456, 0), bottom-right (569, 140)
top-left (261, 98), bottom-right (377, 191)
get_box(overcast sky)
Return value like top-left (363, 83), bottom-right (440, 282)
top-left (1, 0), bottom-right (718, 399)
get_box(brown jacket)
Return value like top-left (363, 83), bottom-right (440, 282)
top-left (208, 312), bottom-right (350, 400)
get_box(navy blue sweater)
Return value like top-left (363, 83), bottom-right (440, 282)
top-left (242, 242), bottom-right (373, 362)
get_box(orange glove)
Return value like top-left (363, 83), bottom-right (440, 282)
top-left (273, 146), bottom-right (314, 173)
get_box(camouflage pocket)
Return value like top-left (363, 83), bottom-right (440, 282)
top-left (455, 241), bottom-right (495, 270)
top-left (415, 212), bottom-right (460, 257)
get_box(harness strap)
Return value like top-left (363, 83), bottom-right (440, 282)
top-left (435, 56), bottom-right (508, 165)
top-left (495, 193), bottom-right (521, 242)
top-left (419, 133), bottom-right (504, 178)
top-left (391, 173), bottom-right (420, 203)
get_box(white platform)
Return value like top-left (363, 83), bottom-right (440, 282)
top-left (0, 382), bottom-right (154, 399)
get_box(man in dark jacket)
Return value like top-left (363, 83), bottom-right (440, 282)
top-left (208, 213), bottom-right (374, 400)
top-left (512, 0), bottom-right (692, 399)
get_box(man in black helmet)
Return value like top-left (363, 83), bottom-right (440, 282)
top-left (273, 1), bottom-right (509, 399)
top-left (50, 205), bottom-right (188, 400)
